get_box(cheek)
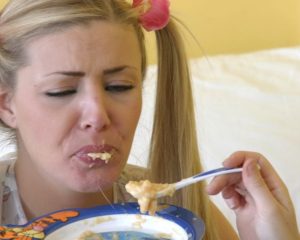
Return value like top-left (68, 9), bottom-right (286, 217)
top-left (14, 96), bottom-right (74, 147)
top-left (111, 96), bottom-right (142, 150)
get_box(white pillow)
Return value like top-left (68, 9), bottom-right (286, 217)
top-left (129, 46), bottom-right (300, 230)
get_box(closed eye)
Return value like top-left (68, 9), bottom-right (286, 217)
top-left (45, 89), bottom-right (77, 97)
top-left (105, 85), bottom-right (134, 92)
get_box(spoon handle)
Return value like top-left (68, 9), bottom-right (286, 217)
top-left (174, 167), bottom-right (243, 190)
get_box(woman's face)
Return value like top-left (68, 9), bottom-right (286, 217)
top-left (8, 21), bottom-right (143, 192)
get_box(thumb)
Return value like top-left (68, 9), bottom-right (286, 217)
top-left (243, 160), bottom-right (275, 208)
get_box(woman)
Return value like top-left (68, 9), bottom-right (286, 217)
top-left (0, 0), bottom-right (298, 239)
top-left (0, 0), bottom-right (234, 238)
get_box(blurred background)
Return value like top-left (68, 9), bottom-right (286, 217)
top-left (1, 0), bottom-right (300, 63)
top-left (146, 0), bottom-right (300, 62)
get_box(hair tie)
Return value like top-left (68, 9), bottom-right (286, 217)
top-left (132, 0), bottom-right (170, 31)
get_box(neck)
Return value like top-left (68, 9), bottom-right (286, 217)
top-left (15, 158), bottom-right (114, 221)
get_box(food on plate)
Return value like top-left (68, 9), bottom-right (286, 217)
top-left (77, 230), bottom-right (104, 240)
top-left (76, 230), bottom-right (170, 240)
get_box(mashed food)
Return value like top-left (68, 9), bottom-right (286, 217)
top-left (77, 230), bottom-right (169, 240)
top-left (125, 180), bottom-right (175, 215)
top-left (87, 152), bottom-right (112, 163)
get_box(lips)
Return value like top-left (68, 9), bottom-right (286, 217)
top-left (73, 144), bottom-right (116, 167)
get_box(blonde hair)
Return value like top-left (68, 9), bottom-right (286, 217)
top-left (0, 0), bottom-right (218, 239)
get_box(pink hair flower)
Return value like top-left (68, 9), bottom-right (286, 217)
top-left (133, 0), bottom-right (170, 31)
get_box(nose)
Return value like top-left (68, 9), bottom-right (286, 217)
top-left (79, 91), bottom-right (111, 132)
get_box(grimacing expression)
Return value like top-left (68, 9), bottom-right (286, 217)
top-left (3, 21), bottom-right (143, 192)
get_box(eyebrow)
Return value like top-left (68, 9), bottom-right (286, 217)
top-left (45, 65), bottom-right (136, 77)
top-left (45, 71), bottom-right (85, 77)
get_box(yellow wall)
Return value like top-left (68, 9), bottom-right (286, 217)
top-left (168, 0), bottom-right (300, 59)
top-left (1, 0), bottom-right (300, 62)
top-left (0, 0), bottom-right (6, 9)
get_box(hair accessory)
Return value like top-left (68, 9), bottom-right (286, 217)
top-left (132, 0), bottom-right (170, 31)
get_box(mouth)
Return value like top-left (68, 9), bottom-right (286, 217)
top-left (73, 145), bottom-right (116, 168)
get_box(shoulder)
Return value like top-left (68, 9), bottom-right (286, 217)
top-left (210, 201), bottom-right (239, 240)
top-left (0, 152), bottom-right (16, 164)
top-left (0, 153), bottom-right (16, 189)
top-left (0, 154), bottom-right (15, 222)
top-left (0, 153), bottom-right (16, 182)
top-left (0, 159), bottom-right (11, 171)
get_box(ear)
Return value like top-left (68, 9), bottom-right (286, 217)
top-left (0, 88), bottom-right (17, 128)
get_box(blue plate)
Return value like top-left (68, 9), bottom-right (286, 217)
top-left (2, 202), bottom-right (205, 240)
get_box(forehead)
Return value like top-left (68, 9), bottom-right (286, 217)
top-left (22, 21), bottom-right (141, 73)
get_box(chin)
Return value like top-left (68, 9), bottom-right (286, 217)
top-left (67, 181), bottom-right (112, 193)
top-left (71, 173), bottom-right (119, 193)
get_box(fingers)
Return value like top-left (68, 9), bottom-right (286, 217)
top-left (242, 157), bottom-right (293, 211)
top-left (206, 171), bottom-right (241, 195)
top-left (242, 159), bottom-right (276, 208)
top-left (222, 185), bottom-right (247, 209)
top-left (227, 151), bottom-right (291, 207)
top-left (206, 151), bottom-right (300, 240)
top-left (207, 151), bottom-right (293, 212)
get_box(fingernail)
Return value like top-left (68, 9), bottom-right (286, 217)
top-left (226, 198), bottom-right (237, 209)
top-left (205, 183), bottom-right (215, 195)
top-left (246, 160), bottom-right (259, 177)
top-left (222, 158), bottom-right (229, 166)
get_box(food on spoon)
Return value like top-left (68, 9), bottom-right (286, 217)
top-left (125, 180), bottom-right (175, 215)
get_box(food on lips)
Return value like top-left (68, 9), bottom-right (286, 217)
top-left (87, 152), bottom-right (112, 163)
